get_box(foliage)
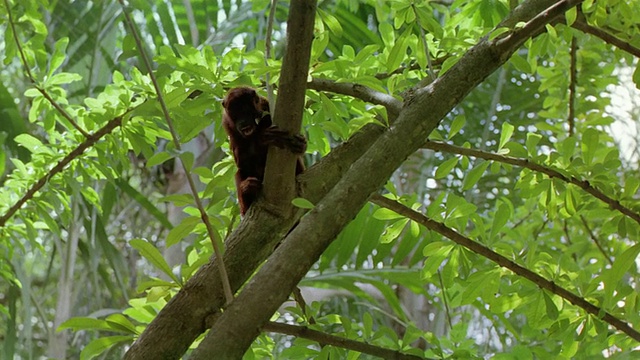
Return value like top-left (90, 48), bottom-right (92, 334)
top-left (1, 0), bottom-right (640, 359)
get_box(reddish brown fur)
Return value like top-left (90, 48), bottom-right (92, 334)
top-left (222, 87), bottom-right (306, 215)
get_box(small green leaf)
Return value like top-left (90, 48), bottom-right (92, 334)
top-left (565, 187), bottom-right (577, 215)
top-left (490, 202), bottom-right (511, 240)
top-left (581, 128), bottom-right (599, 165)
top-left (498, 122), bottom-right (514, 150)
top-left (448, 115), bottom-right (466, 139)
top-left (46, 72), bottom-right (82, 85)
top-left (489, 27), bottom-right (510, 40)
top-left (14, 134), bottom-right (47, 154)
top-left (80, 336), bottom-right (133, 360)
top-left (146, 151), bottom-right (173, 168)
top-left (510, 54), bottom-right (532, 73)
top-left (565, 7), bottom-right (577, 26)
top-left (317, 8), bottom-right (343, 37)
top-left (49, 37), bottom-right (69, 76)
top-left (130, 239), bottom-right (181, 285)
top-left (462, 161), bottom-right (490, 190)
top-left (166, 216), bottom-right (200, 247)
top-left (58, 317), bottom-right (113, 332)
top-left (105, 314), bottom-right (138, 335)
top-left (380, 218), bottom-right (409, 243)
top-left (525, 132), bottom-right (542, 156)
top-left (604, 244), bottom-right (640, 305)
top-left (435, 157), bottom-right (459, 179)
top-left (633, 63), bottom-right (640, 90)
top-left (372, 207), bottom-right (403, 220)
top-left (179, 151), bottom-right (195, 171)
top-left (543, 292), bottom-right (559, 320)
top-left (292, 197), bottom-right (314, 209)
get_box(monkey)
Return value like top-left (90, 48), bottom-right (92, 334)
top-left (222, 86), bottom-right (306, 215)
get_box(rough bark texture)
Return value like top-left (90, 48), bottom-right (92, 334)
top-left (124, 0), bottom-right (573, 358)
top-left (261, 0), bottom-right (317, 216)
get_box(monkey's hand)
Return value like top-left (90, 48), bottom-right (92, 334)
top-left (263, 126), bottom-right (307, 154)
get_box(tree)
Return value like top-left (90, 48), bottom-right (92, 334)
top-left (1, 0), bottom-right (640, 359)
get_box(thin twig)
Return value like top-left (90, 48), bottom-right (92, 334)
top-left (307, 78), bottom-right (402, 118)
top-left (264, 0), bottom-right (278, 106)
top-left (423, 140), bottom-right (640, 226)
top-left (572, 17), bottom-right (640, 58)
top-left (436, 270), bottom-right (453, 330)
top-left (292, 287), bottom-right (316, 324)
top-left (370, 194), bottom-right (640, 343)
top-left (568, 36), bottom-right (578, 136)
top-left (117, 0), bottom-right (234, 305)
top-left (579, 215), bottom-right (613, 265)
top-left (263, 321), bottom-right (429, 360)
top-left (3, 0), bottom-right (90, 138)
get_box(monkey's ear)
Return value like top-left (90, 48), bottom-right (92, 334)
top-left (222, 95), bottom-right (228, 109)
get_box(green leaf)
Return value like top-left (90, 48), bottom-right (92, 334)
top-left (179, 151), bottom-right (195, 171)
top-left (448, 115), bottom-right (466, 140)
top-left (146, 151), bottom-right (173, 168)
top-left (564, 187), bottom-right (577, 215)
top-left (46, 72), bottom-right (82, 85)
top-left (633, 63), bottom-right (640, 89)
top-left (49, 37), bottom-right (69, 77)
top-left (380, 218), bottom-right (408, 243)
top-left (462, 161), bottom-right (490, 190)
top-left (386, 28), bottom-right (410, 72)
top-left (490, 202), bottom-right (511, 240)
top-left (80, 336), bottom-right (133, 360)
top-left (498, 122), bottom-right (514, 150)
top-left (604, 244), bottom-right (640, 306)
top-left (372, 207), bottom-right (403, 220)
top-left (166, 216), bottom-right (200, 247)
top-left (292, 197), bottom-right (314, 209)
top-left (525, 132), bottom-right (542, 156)
top-left (565, 7), bottom-right (577, 26)
top-left (489, 27), bottom-right (509, 40)
top-left (317, 8), bottom-right (343, 37)
top-left (129, 239), bottom-right (181, 285)
top-left (543, 292), bottom-right (559, 320)
top-left (105, 314), bottom-right (138, 335)
top-left (581, 127), bottom-right (599, 165)
top-left (510, 54), bottom-right (531, 73)
top-left (58, 317), bottom-right (114, 332)
top-left (435, 157), bottom-right (459, 179)
top-left (13, 134), bottom-right (48, 154)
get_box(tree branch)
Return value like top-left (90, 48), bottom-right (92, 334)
top-left (423, 140), bottom-right (640, 226)
top-left (370, 194), bottom-right (640, 342)
top-left (260, 0), bottom-right (317, 218)
top-left (263, 322), bottom-right (428, 360)
top-left (307, 78), bottom-right (402, 118)
top-left (572, 17), bottom-right (640, 58)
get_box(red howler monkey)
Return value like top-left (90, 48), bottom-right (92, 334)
top-left (222, 87), bottom-right (306, 215)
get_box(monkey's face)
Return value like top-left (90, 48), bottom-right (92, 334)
top-left (223, 87), bottom-right (263, 138)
